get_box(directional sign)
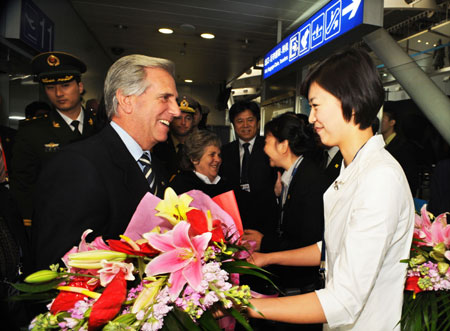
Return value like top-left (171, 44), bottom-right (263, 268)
top-left (20, 0), bottom-right (54, 52)
top-left (264, 0), bottom-right (367, 79)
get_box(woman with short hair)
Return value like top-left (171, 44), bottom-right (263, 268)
top-left (169, 130), bottom-right (230, 197)
top-left (246, 48), bottom-right (415, 331)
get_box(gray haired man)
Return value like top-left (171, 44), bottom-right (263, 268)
top-left (31, 55), bottom-right (180, 270)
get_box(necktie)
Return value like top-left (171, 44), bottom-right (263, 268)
top-left (71, 120), bottom-right (82, 136)
top-left (138, 153), bottom-right (156, 194)
top-left (240, 142), bottom-right (250, 184)
top-left (176, 143), bottom-right (184, 165)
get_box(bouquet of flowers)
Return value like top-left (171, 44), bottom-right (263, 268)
top-left (401, 205), bottom-right (450, 331)
top-left (14, 188), bottom-right (272, 330)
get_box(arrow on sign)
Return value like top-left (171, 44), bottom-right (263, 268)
top-left (343, 0), bottom-right (361, 19)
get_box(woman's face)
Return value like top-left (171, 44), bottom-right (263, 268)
top-left (194, 144), bottom-right (222, 182)
top-left (308, 81), bottom-right (350, 147)
top-left (264, 133), bottom-right (284, 168)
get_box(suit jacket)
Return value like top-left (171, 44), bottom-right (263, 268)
top-left (323, 150), bottom-right (343, 189)
top-left (385, 134), bottom-right (419, 195)
top-left (169, 171), bottom-right (232, 198)
top-left (219, 136), bottom-right (278, 233)
top-left (260, 156), bottom-right (326, 290)
top-left (10, 109), bottom-right (96, 219)
top-left (152, 135), bottom-right (181, 180)
top-left (31, 124), bottom-right (167, 269)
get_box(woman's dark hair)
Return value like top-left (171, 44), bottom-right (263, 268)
top-left (300, 48), bottom-right (384, 130)
top-left (180, 130), bottom-right (221, 171)
top-left (229, 101), bottom-right (260, 124)
top-left (264, 112), bottom-right (316, 156)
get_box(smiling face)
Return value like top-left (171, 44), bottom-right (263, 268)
top-left (44, 80), bottom-right (83, 113)
top-left (233, 109), bottom-right (259, 142)
top-left (264, 133), bottom-right (284, 168)
top-left (193, 144), bottom-right (222, 182)
top-left (130, 67), bottom-right (180, 150)
top-left (308, 81), bottom-right (351, 148)
top-left (170, 112), bottom-right (194, 138)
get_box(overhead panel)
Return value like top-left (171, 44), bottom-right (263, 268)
top-left (263, 0), bottom-right (383, 79)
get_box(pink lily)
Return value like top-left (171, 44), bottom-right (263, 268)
top-left (62, 229), bottom-right (110, 274)
top-left (98, 261), bottom-right (135, 287)
top-left (414, 205), bottom-right (450, 248)
top-left (144, 221), bottom-right (211, 298)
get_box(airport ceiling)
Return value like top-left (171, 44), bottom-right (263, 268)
top-left (67, 0), bottom-right (449, 85)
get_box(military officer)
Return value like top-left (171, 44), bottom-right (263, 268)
top-left (10, 51), bottom-right (96, 227)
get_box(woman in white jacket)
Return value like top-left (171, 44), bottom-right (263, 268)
top-left (247, 48), bottom-right (415, 330)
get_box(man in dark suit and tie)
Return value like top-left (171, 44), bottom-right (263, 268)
top-left (219, 101), bottom-right (278, 234)
top-left (10, 52), bottom-right (96, 228)
top-left (31, 54), bottom-right (180, 269)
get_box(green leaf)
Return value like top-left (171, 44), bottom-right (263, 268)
top-left (161, 311), bottom-right (184, 331)
top-left (227, 307), bottom-right (252, 331)
top-left (9, 278), bottom-right (64, 293)
top-left (9, 290), bottom-right (58, 302)
top-left (197, 310), bottom-right (222, 331)
top-left (222, 260), bottom-right (270, 274)
top-left (171, 307), bottom-right (201, 330)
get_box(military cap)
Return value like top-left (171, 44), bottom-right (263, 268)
top-left (177, 96), bottom-right (199, 114)
top-left (31, 51), bottom-right (87, 84)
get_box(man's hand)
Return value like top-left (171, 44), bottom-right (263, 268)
top-left (242, 229), bottom-right (263, 251)
top-left (274, 171), bottom-right (282, 197)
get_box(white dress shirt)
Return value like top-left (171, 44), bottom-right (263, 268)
top-left (315, 135), bottom-right (414, 330)
top-left (57, 108), bottom-right (84, 134)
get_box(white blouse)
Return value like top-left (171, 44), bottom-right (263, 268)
top-left (316, 135), bottom-right (415, 330)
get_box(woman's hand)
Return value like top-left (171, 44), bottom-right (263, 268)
top-left (248, 251), bottom-right (269, 267)
top-left (242, 229), bottom-right (263, 251)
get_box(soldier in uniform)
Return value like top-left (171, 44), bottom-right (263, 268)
top-left (10, 51), bottom-right (96, 228)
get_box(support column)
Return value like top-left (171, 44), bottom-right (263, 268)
top-left (364, 28), bottom-right (450, 144)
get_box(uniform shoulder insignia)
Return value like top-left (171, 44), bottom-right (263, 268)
top-left (88, 118), bottom-right (93, 126)
top-left (52, 121), bottom-right (60, 128)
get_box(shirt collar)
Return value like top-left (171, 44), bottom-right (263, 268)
top-left (110, 121), bottom-right (148, 161)
top-left (384, 132), bottom-right (397, 145)
top-left (56, 107), bottom-right (84, 132)
top-left (194, 171), bottom-right (221, 184)
top-left (239, 136), bottom-right (257, 151)
top-left (281, 155), bottom-right (303, 188)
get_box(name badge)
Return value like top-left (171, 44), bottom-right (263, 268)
top-left (240, 183), bottom-right (251, 192)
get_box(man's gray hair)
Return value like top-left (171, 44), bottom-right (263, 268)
top-left (104, 54), bottom-right (175, 119)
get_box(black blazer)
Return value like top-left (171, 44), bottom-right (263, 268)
top-left (385, 134), bottom-right (419, 195)
top-left (169, 171), bottom-right (232, 198)
top-left (323, 150), bottom-right (343, 189)
top-left (152, 135), bottom-right (180, 180)
top-left (261, 156), bottom-right (326, 290)
top-left (31, 124), bottom-right (167, 269)
top-left (219, 136), bottom-right (278, 233)
top-left (10, 109), bottom-right (96, 219)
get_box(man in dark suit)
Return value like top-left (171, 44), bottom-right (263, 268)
top-left (31, 54), bottom-right (180, 269)
top-left (381, 103), bottom-right (419, 195)
top-left (10, 52), bottom-right (96, 227)
top-left (219, 101), bottom-right (278, 234)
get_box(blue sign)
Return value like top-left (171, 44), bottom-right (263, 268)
top-left (264, 0), bottom-right (364, 79)
top-left (20, 0), bottom-right (54, 52)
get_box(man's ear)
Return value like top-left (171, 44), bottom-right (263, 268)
top-left (78, 82), bottom-right (84, 94)
top-left (116, 89), bottom-right (134, 114)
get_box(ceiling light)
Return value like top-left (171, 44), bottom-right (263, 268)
top-left (200, 33), bottom-right (215, 39)
top-left (9, 116), bottom-right (25, 120)
top-left (159, 28), bottom-right (173, 34)
top-left (417, 39), bottom-right (421, 43)
top-left (184, 79), bottom-right (193, 83)
top-left (425, 42), bottom-right (429, 45)
top-left (114, 24), bottom-right (128, 30)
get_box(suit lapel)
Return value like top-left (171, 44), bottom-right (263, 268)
top-left (82, 109), bottom-right (96, 137)
top-left (102, 126), bottom-right (150, 197)
top-left (48, 110), bottom-right (77, 142)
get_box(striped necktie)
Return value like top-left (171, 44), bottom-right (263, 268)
top-left (138, 153), bottom-right (156, 194)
